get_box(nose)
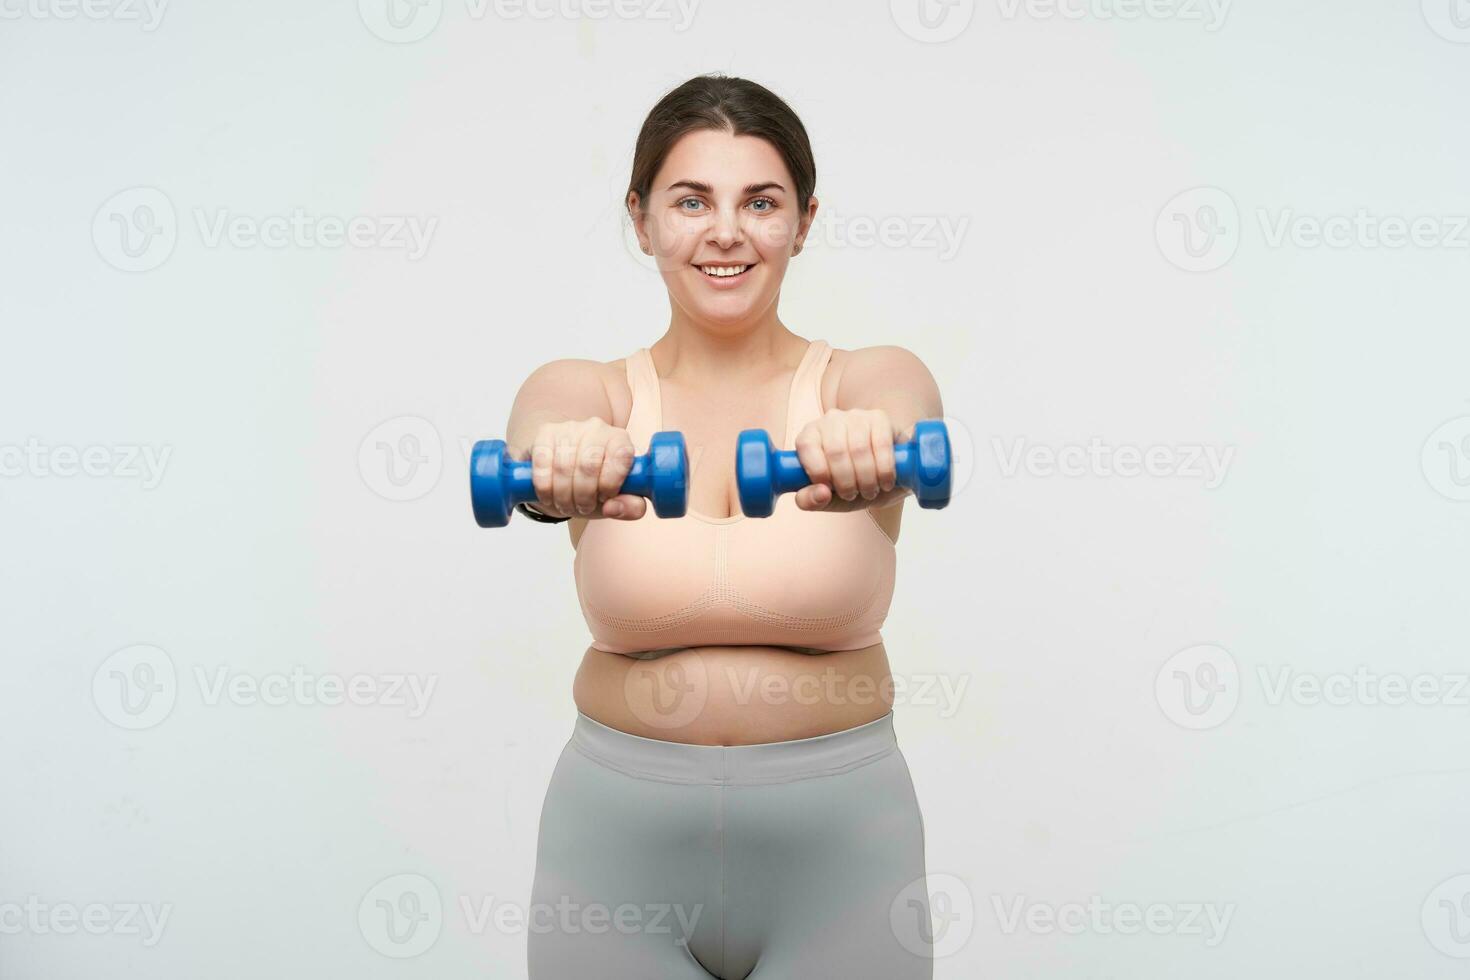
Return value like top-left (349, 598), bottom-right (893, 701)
top-left (707, 204), bottom-right (743, 250)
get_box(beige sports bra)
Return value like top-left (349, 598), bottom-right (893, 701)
top-left (572, 339), bottom-right (898, 656)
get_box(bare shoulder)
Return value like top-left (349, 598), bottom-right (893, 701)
top-left (822, 344), bottom-right (941, 413)
top-left (512, 355), bottom-right (628, 427)
top-left (598, 355), bottom-right (634, 428)
top-left (537, 354), bottom-right (632, 427)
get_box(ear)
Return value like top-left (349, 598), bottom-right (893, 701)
top-left (794, 194), bottom-right (819, 254)
top-left (627, 192), bottom-right (652, 255)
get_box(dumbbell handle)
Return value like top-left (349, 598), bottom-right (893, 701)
top-left (758, 442), bottom-right (934, 495)
top-left (471, 431), bottom-right (688, 528)
top-left (488, 449), bottom-right (664, 505)
top-left (737, 419), bottom-right (952, 517)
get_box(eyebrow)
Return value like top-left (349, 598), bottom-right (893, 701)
top-left (665, 180), bottom-right (787, 196)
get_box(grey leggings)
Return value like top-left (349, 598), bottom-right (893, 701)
top-left (527, 711), bottom-right (934, 979)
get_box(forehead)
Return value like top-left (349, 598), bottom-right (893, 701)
top-left (654, 129), bottom-right (791, 192)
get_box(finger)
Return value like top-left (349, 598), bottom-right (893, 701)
top-left (550, 430), bottom-right (579, 516)
top-left (530, 425), bottom-right (556, 510)
top-left (871, 412), bottom-right (897, 493)
top-left (793, 424), bottom-right (831, 503)
top-left (599, 432), bottom-right (636, 507)
top-left (571, 430), bottom-right (605, 516)
top-left (849, 417), bottom-right (879, 500)
top-left (823, 417), bottom-right (858, 502)
top-left (794, 484), bottom-right (833, 511)
top-left (602, 493), bottom-right (647, 520)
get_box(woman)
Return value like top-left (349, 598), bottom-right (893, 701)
top-left (507, 73), bottom-right (943, 979)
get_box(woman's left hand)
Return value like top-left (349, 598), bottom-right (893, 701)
top-left (790, 409), bottom-right (910, 512)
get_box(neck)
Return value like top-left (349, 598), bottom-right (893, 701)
top-left (653, 305), bottom-right (805, 384)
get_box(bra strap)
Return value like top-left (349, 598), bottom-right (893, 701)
top-left (784, 339), bottom-right (832, 445)
top-left (623, 349), bottom-right (661, 451)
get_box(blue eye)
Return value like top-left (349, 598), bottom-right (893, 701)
top-left (676, 196), bottom-right (777, 213)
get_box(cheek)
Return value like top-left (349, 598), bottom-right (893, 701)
top-left (651, 215), bottom-right (699, 258)
top-left (750, 216), bottom-right (798, 255)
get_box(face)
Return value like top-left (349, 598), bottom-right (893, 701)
top-left (629, 128), bottom-right (816, 328)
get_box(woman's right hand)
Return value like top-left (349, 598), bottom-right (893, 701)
top-left (522, 418), bottom-right (648, 521)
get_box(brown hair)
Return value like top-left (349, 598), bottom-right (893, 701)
top-left (627, 73), bottom-right (816, 217)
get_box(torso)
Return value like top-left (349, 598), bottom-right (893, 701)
top-left (568, 340), bottom-right (903, 746)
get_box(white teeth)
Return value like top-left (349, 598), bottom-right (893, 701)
top-left (700, 264), bottom-right (750, 278)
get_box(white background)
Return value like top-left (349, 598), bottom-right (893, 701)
top-left (3, 0), bottom-right (1470, 976)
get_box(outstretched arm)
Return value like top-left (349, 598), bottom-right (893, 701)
top-left (792, 345), bottom-right (945, 513)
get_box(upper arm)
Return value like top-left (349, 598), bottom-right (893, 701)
top-left (832, 345), bottom-right (944, 439)
top-left (505, 358), bottom-right (615, 455)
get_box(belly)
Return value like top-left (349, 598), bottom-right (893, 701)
top-left (572, 643), bottom-right (895, 745)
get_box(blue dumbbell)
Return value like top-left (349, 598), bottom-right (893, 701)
top-left (735, 418), bottom-right (952, 518)
top-left (470, 431), bottom-right (689, 528)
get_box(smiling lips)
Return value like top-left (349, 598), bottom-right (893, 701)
top-left (694, 262), bottom-right (756, 283)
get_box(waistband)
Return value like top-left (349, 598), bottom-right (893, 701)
top-left (570, 711), bottom-right (899, 786)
